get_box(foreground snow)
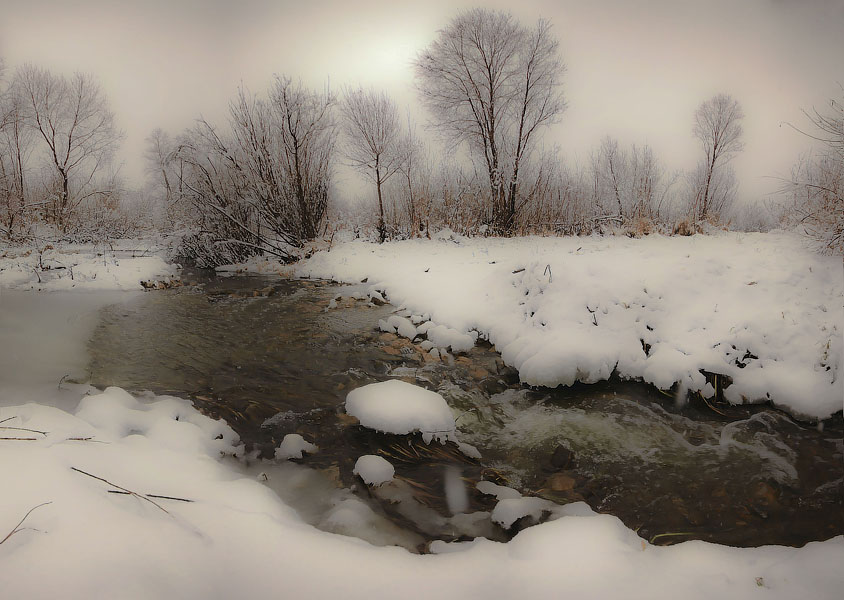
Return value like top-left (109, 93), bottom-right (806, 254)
top-left (300, 231), bottom-right (843, 420)
top-left (0, 240), bottom-right (177, 291)
top-left (1, 386), bottom-right (842, 600)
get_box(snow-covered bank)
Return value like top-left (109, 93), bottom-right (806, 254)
top-left (2, 386), bottom-right (842, 600)
top-left (299, 231), bottom-right (843, 420)
top-left (0, 240), bottom-right (177, 291)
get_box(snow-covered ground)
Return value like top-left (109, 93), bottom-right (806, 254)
top-left (0, 240), bottom-right (177, 291)
top-left (2, 231), bottom-right (843, 598)
top-left (1, 385), bottom-right (842, 599)
top-left (300, 230), bottom-right (843, 420)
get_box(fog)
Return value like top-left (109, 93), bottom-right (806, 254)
top-left (2, 0), bottom-right (842, 203)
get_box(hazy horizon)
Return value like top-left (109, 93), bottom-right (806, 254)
top-left (2, 0), bottom-right (842, 206)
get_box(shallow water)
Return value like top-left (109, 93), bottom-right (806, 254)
top-left (86, 274), bottom-right (843, 549)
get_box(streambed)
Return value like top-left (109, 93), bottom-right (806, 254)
top-left (85, 274), bottom-right (843, 550)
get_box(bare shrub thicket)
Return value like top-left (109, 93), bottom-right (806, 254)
top-left (160, 77), bottom-right (336, 266)
top-left (780, 89), bottom-right (843, 254)
top-left (353, 138), bottom-right (682, 239)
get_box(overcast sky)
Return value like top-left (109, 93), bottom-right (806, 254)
top-left (2, 0), bottom-right (842, 204)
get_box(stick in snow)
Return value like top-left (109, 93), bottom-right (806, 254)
top-left (0, 502), bottom-right (52, 545)
top-left (71, 467), bottom-right (170, 515)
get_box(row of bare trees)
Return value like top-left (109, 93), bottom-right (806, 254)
top-left (2, 8), bottom-right (755, 258)
top-left (0, 60), bottom-right (121, 242)
top-left (149, 7), bottom-right (732, 258)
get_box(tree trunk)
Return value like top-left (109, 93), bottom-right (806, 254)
top-left (376, 164), bottom-right (386, 243)
top-left (700, 156), bottom-right (715, 221)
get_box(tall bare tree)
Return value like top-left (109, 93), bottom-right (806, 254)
top-left (340, 86), bottom-right (404, 242)
top-left (692, 93), bottom-right (744, 221)
top-left (414, 8), bottom-right (566, 232)
top-left (16, 65), bottom-right (120, 231)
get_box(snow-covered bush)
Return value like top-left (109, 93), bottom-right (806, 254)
top-left (780, 90), bottom-right (843, 255)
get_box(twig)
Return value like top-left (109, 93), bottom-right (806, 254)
top-left (0, 416), bottom-right (16, 425)
top-left (71, 467), bottom-right (169, 515)
top-left (0, 426), bottom-right (47, 436)
top-left (1, 502), bottom-right (52, 545)
top-left (649, 531), bottom-right (694, 544)
top-left (107, 491), bottom-right (193, 503)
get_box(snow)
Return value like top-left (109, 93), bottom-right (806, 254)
top-left (491, 497), bottom-right (557, 529)
top-left (2, 389), bottom-right (842, 599)
top-left (275, 433), bottom-right (318, 460)
top-left (0, 242), bottom-right (178, 291)
top-left (379, 314), bottom-right (418, 340)
top-left (345, 379), bottom-right (457, 443)
top-left (300, 231), bottom-right (844, 420)
top-left (477, 480), bottom-right (523, 501)
top-left (353, 454), bottom-right (395, 486)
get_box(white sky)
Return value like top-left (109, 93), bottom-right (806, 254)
top-left (2, 0), bottom-right (842, 204)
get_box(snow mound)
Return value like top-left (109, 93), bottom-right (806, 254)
top-left (275, 433), bottom-right (318, 460)
top-left (491, 497), bottom-right (556, 529)
top-left (345, 380), bottom-right (456, 443)
top-left (353, 455), bottom-right (395, 486)
top-left (425, 324), bottom-right (477, 353)
top-left (379, 315), bottom-right (418, 340)
top-left (477, 480), bottom-right (522, 500)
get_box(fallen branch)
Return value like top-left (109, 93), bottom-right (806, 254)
top-left (0, 416), bottom-right (15, 425)
top-left (0, 437), bottom-right (38, 441)
top-left (71, 467), bottom-right (170, 515)
top-left (0, 502), bottom-right (52, 545)
top-left (0, 426), bottom-right (47, 436)
top-left (107, 491), bottom-right (193, 503)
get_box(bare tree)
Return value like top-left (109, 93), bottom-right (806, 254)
top-left (414, 8), bottom-right (566, 232)
top-left (0, 69), bottom-right (34, 240)
top-left (16, 65), bottom-right (120, 232)
top-left (692, 93), bottom-right (744, 221)
top-left (270, 76), bottom-right (336, 241)
top-left (397, 121), bottom-right (432, 236)
top-left (340, 86), bottom-right (404, 242)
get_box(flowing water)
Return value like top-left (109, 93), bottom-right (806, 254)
top-left (86, 274), bottom-right (843, 551)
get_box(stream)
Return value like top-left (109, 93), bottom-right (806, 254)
top-left (85, 274), bottom-right (843, 551)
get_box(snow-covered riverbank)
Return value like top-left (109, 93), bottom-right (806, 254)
top-left (2, 385), bottom-right (842, 600)
top-left (300, 230), bottom-right (843, 420)
top-left (0, 240), bottom-right (177, 291)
